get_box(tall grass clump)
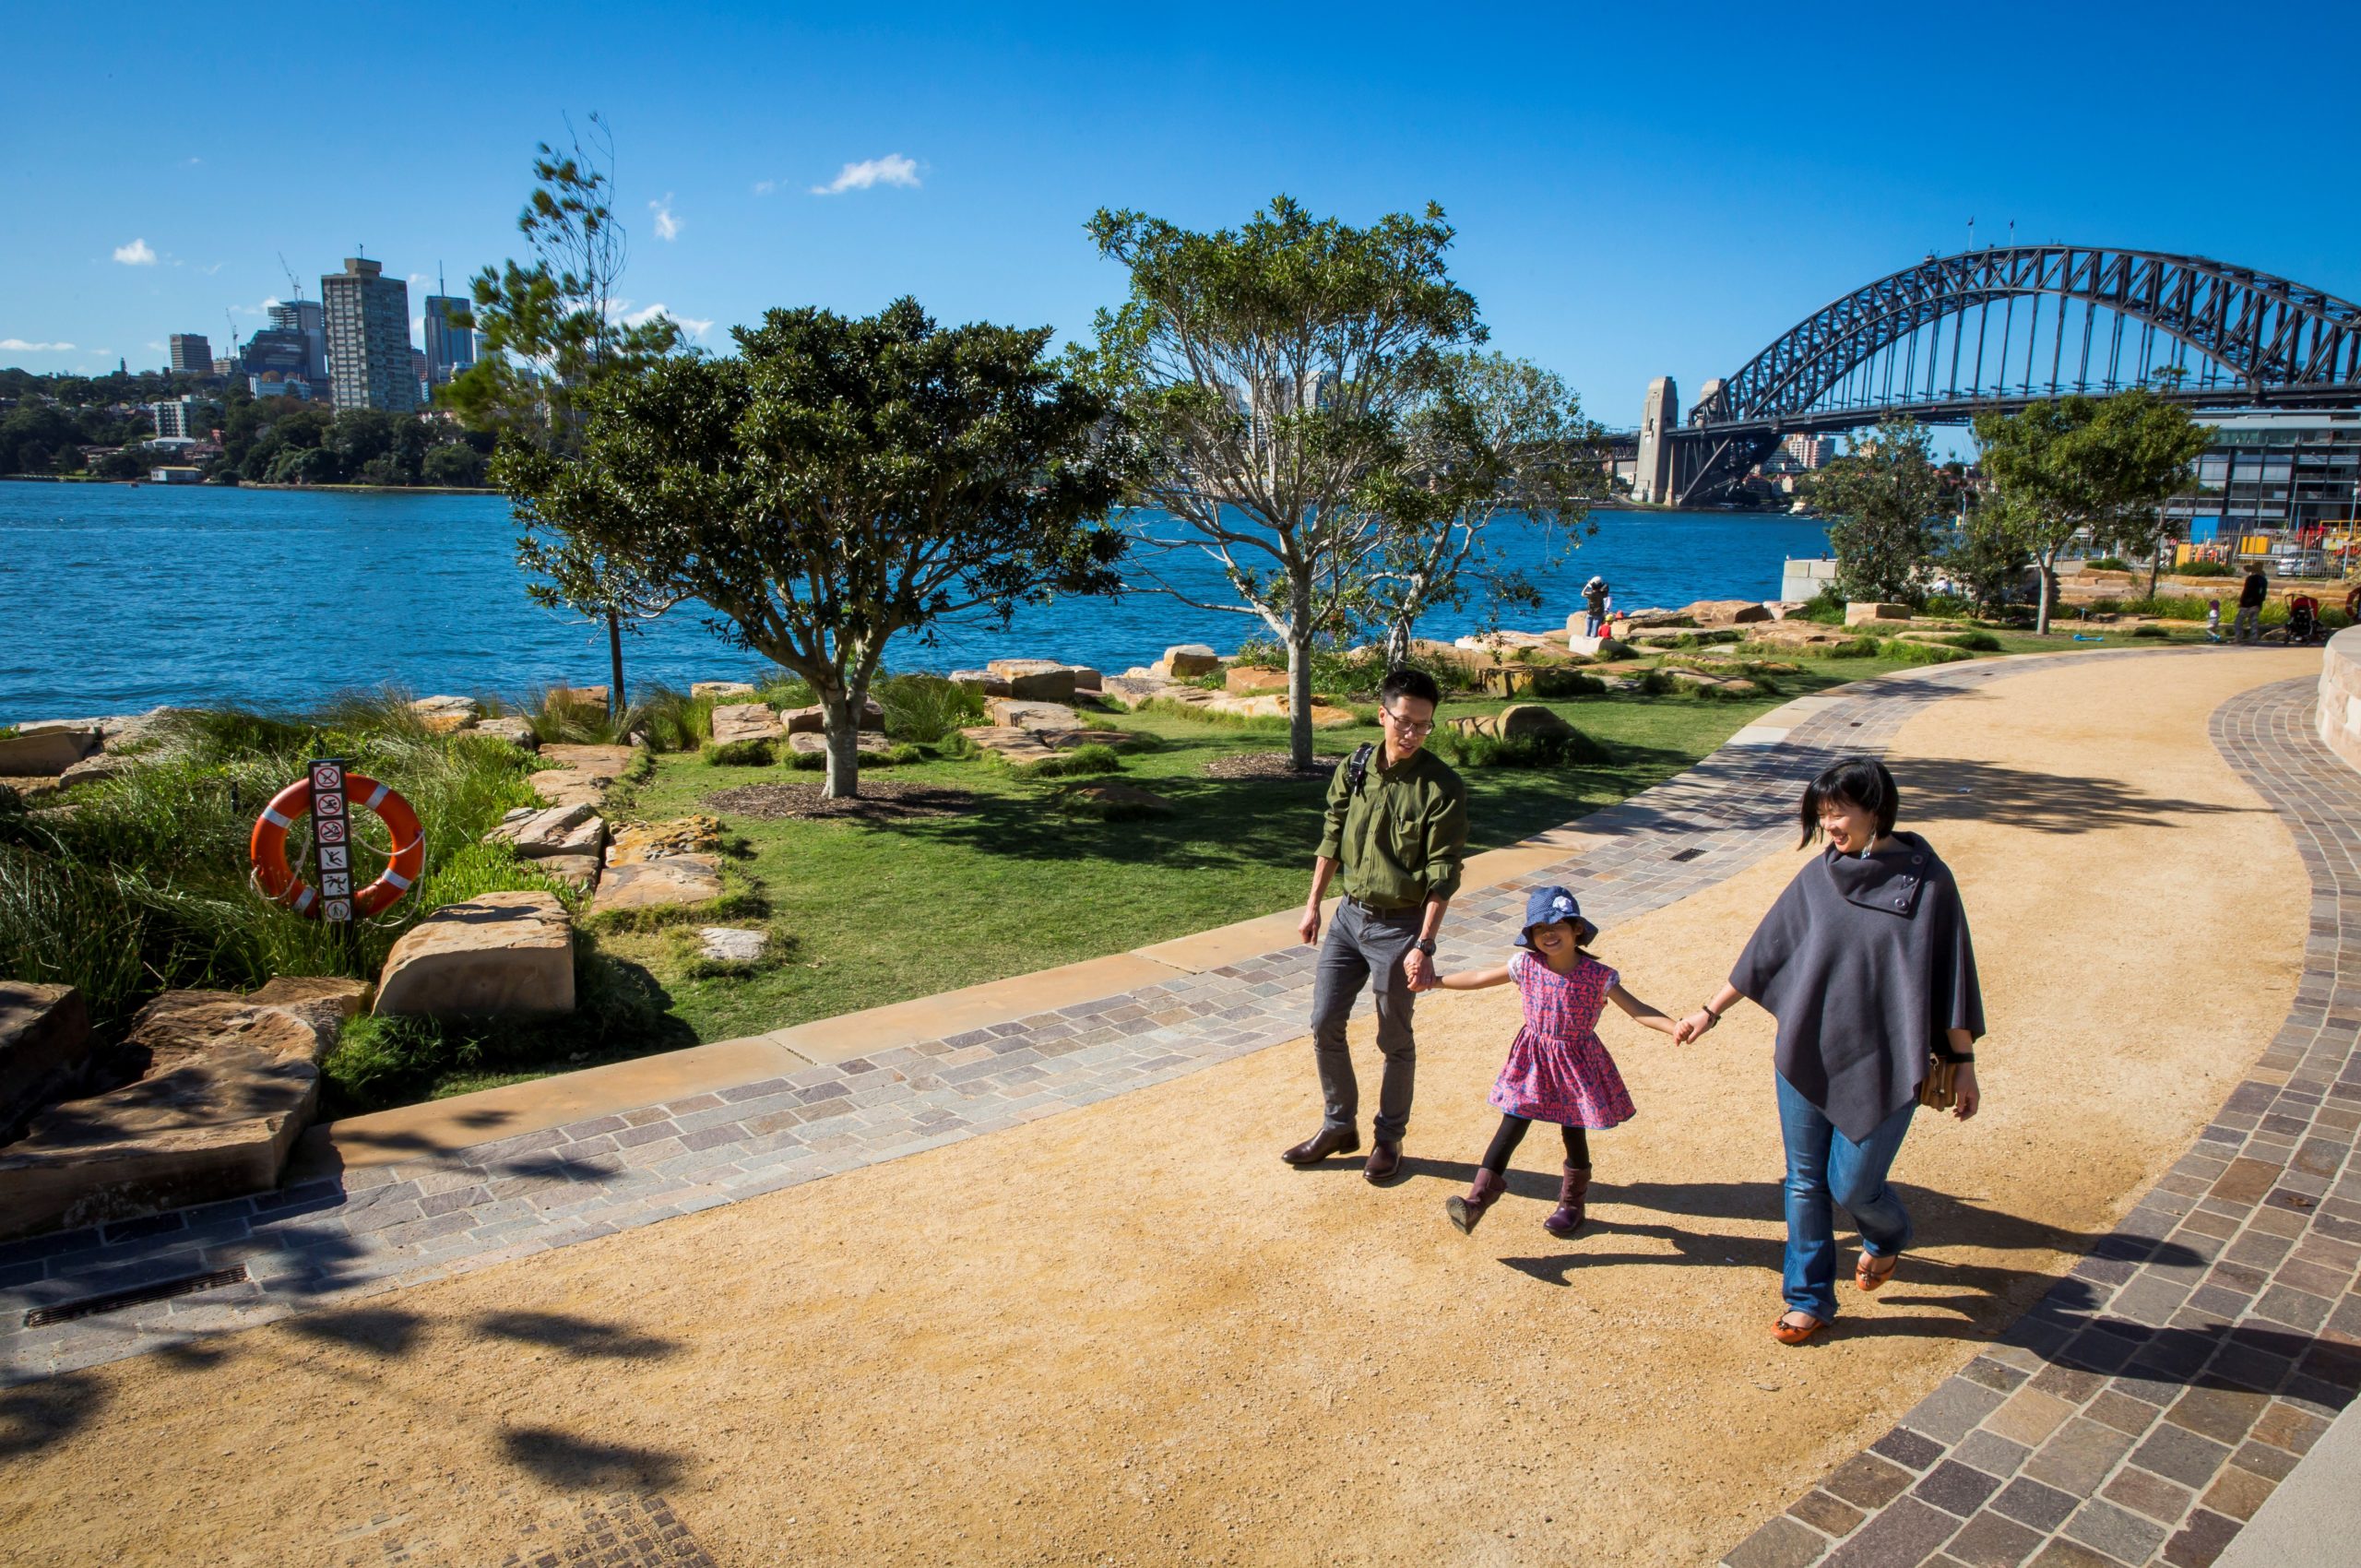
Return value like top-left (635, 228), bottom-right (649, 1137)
top-left (874, 673), bottom-right (984, 742)
top-left (1942, 630), bottom-right (2004, 652)
top-left (1880, 638), bottom-right (1973, 665)
top-left (635, 685), bottom-right (718, 752)
top-left (1026, 743), bottom-right (1124, 778)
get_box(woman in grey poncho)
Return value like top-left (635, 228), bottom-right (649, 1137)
top-left (1678, 758), bottom-right (1984, 1346)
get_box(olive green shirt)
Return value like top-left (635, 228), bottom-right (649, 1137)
top-left (1315, 743), bottom-right (1470, 910)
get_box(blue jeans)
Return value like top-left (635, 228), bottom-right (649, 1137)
top-left (1775, 1073), bottom-right (1916, 1321)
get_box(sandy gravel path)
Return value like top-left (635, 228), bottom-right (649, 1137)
top-left (0, 649), bottom-right (2316, 1567)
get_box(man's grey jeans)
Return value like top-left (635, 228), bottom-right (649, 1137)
top-left (1311, 897), bottom-right (1422, 1143)
top-left (2234, 604), bottom-right (2262, 642)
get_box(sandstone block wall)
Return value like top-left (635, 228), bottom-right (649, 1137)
top-left (2318, 626), bottom-right (2361, 772)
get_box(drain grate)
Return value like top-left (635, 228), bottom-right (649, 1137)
top-left (23, 1265), bottom-right (249, 1327)
top-left (1668, 847), bottom-right (1705, 862)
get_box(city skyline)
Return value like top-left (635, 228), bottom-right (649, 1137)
top-left (6, 1), bottom-right (2359, 433)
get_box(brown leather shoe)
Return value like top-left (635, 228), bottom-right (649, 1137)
top-left (1280, 1126), bottom-right (1361, 1166)
top-left (1362, 1141), bottom-right (1404, 1184)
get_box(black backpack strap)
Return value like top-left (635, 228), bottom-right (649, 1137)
top-left (1346, 742), bottom-right (1376, 796)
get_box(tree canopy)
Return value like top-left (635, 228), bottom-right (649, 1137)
top-left (1806, 419), bottom-right (1945, 604)
top-left (502, 297), bottom-right (1132, 797)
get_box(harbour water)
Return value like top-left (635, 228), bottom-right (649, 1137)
top-left (0, 485), bottom-right (1829, 718)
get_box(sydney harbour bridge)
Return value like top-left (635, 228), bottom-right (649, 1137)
top-left (1635, 244), bottom-right (2361, 507)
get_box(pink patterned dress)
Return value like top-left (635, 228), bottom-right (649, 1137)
top-left (1489, 952), bottom-right (1637, 1129)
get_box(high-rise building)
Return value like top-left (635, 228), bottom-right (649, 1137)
top-left (1782, 433), bottom-right (1836, 469)
top-left (148, 395), bottom-right (204, 439)
top-left (320, 257), bottom-right (417, 412)
top-left (168, 334), bottom-right (213, 375)
top-left (267, 299), bottom-right (328, 385)
top-left (422, 294), bottom-right (476, 389)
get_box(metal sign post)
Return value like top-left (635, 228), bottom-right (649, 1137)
top-left (307, 756), bottom-right (355, 924)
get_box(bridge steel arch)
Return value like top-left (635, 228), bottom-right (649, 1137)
top-left (1670, 245), bottom-right (2361, 505)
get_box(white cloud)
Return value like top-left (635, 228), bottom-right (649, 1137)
top-left (184, 156), bottom-right (202, 166)
top-left (812, 154), bottom-right (920, 196)
top-left (230, 297), bottom-right (279, 318)
top-left (113, 238), bottom-right (158, 266)
top-left (199, 261), bottom-right (223, 275)
top-left (753, 179), bottom-right (777, 196)
top-left (622, 303), bottom-right (714, 339)
top-left (0, 338), bottom-right (76, 352)
top-left (146, 340), bottom-right (165, 351)
top-left (649, 195), bottom-right (681, 241)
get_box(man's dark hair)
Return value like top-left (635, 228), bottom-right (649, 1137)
top-left (1380, 668), bottom-right (1442, 708)
top-left (1798, 757), bottom-right (1899, 848)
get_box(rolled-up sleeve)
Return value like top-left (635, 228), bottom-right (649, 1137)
top-left (1315, 757), bottom-right (1352, 862)
top-left (1422, 781), bottom-right (1469, 901)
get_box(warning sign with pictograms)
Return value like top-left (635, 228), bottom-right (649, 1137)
top-left (309, 757), bottom-right (354, 924)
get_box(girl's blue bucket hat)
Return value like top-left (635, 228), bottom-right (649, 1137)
top-left (1515, 885), bottom-right (1597, 948)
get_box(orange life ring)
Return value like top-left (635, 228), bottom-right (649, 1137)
top-left (248, 772), bottom-right (424, 918)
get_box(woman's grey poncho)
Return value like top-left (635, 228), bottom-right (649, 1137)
top-left (1729, 831), bottom-right (1984, 1141)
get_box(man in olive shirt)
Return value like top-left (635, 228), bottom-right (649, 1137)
top-left (1281, 668), bottom-right (1470, 1183)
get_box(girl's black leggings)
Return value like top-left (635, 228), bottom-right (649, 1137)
top-left (1481, 1114), bottom-right (1589, 1173)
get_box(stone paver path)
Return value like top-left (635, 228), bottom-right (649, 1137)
top-left (1719, 673), bottom-right (2360, 1568)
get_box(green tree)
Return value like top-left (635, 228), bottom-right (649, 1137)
top-left (1943, 494), bottom-right (2034, 615)
top-left (502, 298), bottom-right (1131, 798)
top-left (446, 113), bottom-right (687, 715)
top-left (422, 441), bottom-right (488, 487)
top-left (1358, 351), bottom-right (1602, 667)
top-left (1974, 389), bottom-right (2215, 633)
top-left (1083, 196), bottom-right (1484, 769)
top-left (1807, 419), bottom-right (1944, 604)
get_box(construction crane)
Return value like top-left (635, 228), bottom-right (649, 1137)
top-left (277, 252), bottom-right (303, 302)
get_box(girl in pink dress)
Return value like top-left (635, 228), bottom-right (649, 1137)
top-left (1431, 885), bottom-right (1679, 1236)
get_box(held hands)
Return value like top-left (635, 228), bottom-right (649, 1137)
top-left (1672, 1010), bottom-right (1718, 1044)
top-left (1402, 948), bottom-right (1438, 992)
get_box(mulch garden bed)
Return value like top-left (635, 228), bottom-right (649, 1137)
top-left (1201, 752), bottom-right (1348, 781)
top-left (704, 781), bottom-right (986, 822)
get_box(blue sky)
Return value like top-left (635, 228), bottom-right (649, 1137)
top-left (6, 1), bottom-right (2358, 433)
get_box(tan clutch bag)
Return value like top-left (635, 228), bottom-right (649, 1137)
top-left (1918, 1053), bottom-right (1958, 1111)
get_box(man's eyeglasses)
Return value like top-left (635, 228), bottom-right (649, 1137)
top-left (1382, 708), bottom-right (1434, 736)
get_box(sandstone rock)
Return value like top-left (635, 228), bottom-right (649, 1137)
top-left (543, 685), bottom-right (610, 712)
top-left (534, 854), bottom-right (604, 890)
top-left (1225, 665), bottom-right (1290, 695)
top-left (1161, 644), bottom-right (1221, 678)
top-left (697, 927), bottom-right (767, 965)
top-left (1454, 629), bottom-right (1556, 653)
top-left (0, 977), bottom-right (370, 1241)
top-left (1682, 600), bottom-right (1773, 624)
top-left (590, 855), bottom-right (725, 917)
top-left (487, 802), bottom-right (605, 860)
top-left (958, 725), bottom-right (1064, 766)
top-left (538, 742), bottom-right (638, 778)
top-left (1059, 780), bottom-right (1174, 815)
top-left (709, 702), bottom-right (780, 745)
top-left (1064, 665), bottom-right (1103, 694)
top-left (950, 669), bottom-right (1014, 699)
top-left (409, 695), bottom-right (481, 733)
top-left (1449, 704), bottom-right (1577, 742)
top-left (984, 697), bottom-right (1081, 731)
top-left (782, 701), bottom-right (886, 734)
top-left (1103, 673), bottom-right (1189, 706)
top-left (986, 661), bottom-right (1079, 703)
top-left (1767, 601), bottom-right (1810, 620)
top-left (1845, 601), bottom-right (1913, 626)
top-left (691, 681), bottom-right (759, 700)
top-left (784, 731), bottom-right (897, 758)
top-left (473, 717), bottom-right (540, 750)
top-left (1664, 668), bottom-right (1726, 690)
top-left (0, 726), bottom-right (98, 777)
top-left (57, 753), bottom-right (132, 789)
top-left (1201, 694), bottom-right (1358, 729)
top-left (374, 890), bottom-right (575, 1017)
top-left (0, 982), bottom-right (94, 1131)
top-left (605, 815), bottom-right (722, 865)
top-left (528, 769), bottom-right (608, 810)
top-left (1565, 635), bottom-right (1635, 658)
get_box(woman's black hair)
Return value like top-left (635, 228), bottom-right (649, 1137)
top-left (1798, 757), bottom-right (1900, 848)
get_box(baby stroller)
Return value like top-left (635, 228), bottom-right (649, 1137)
top-left (2273, 595), bottom-right (2325, 646)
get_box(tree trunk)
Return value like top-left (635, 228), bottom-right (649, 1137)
top-left (2147, 522), bottom-right (2164, 599)
top-left (813, 684), bottom-right (861, 801)
top-left (1384, 617), bottom-right (1413, 672)
top-left (2035, 554), bottom-right (2057, 636)
top-left (606, 610), bottom-right (626, 720)
top-left (1286, 573), bottom-right (1316, 772)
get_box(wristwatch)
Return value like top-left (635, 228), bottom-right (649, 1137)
top-left (1414, 938), bottom-right (1437, 956)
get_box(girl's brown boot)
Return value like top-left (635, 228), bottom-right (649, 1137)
top-left (1542, 1164), bottom-right (1592, 1237)
top-left (1445, 1169), bottom-right (1508, 1234)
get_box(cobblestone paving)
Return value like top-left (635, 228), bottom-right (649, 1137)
top-left (0, 654), bottom-right (2181, 1391)
top-left (1719, 673), bottom-right (2361, 1568)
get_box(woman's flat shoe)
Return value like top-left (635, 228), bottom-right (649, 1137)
top-left (1771, 1312), bottom-right (1827, 1346)
top-left (1856, 1253), bottom-right (1898, 1292)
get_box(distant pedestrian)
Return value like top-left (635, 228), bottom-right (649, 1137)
top-left (1428, 886), bottom-right (1679, 1236)
top-left (2205, 600), bottom-right (2224, 643)
top-left (1282, 668), bottom-right (1469, 1184)
top-left (1582, 576), bottom-right (1611, 637)
top-left (2235, 567), bottom-right (2269, 644)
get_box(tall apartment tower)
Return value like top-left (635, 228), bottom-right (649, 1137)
top-left (422, 293), bottom-right (475, 389)
top-left (1631, 376), bottom-right (1679, 505)
top-left (320, 257), bottom-right (417, 412)
top-left (267, 299), bottom-right (328, 385)
top-left (168, 334), bottom-right (213, 375)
